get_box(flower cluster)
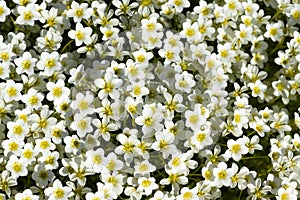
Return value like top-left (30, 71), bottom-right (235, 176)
top-left (0, 0), bottom-right (300, 199)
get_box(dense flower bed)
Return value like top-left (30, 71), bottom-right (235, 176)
top-left (0, 0), bottom-right (300, 199)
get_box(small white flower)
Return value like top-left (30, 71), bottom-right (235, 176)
top-left (225, 138), bottom-right (249, 161)
top-left (68, 23), bottom-right (93, 46)
top-left (4, 80), bottom-right (23, 102)
top-left (175, 71), bottom-right (196, 93)
top-left (44, 179), bottom-right (72, 200)
top-left (70, 113), bottom-right (93, 138)
top-left (16, 4), bottom-right (40, 26)
top-left (37, 51), bottom-right (62, 76)
top-left (6, 155), bottom-right (28, 179)
top-left (137, 177), bottom-right (158, 196)
top-left (46, 79), bottom-right (70, 102)
top-left (67, 2), bottom-right (92, 23)
top-left (15, 189), bottom-right (39, 200)
top-left (0, 1), bottom-right (11, 22)
top-left (14, 51), bottom-right (37, 75)
top-left (213, 162), bottom-right (234, 188)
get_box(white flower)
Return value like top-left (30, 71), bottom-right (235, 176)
top-left (134, 160), bottom-right (156, 176)
top-left (85, 148), bottom-right (107, 173)
top-left (94, 68), bottom-right (123, 100)
top-left (264, 21), bottom-right (284, 42)
top-left (177, 187), bottom-right (198, 200)
top-left (100, 25), bottom-right (120, 40)
top-left (2, 138), bottom-right (24, 157)
top-left (125, 59), bottom-right (146, 81)
top-left (44, 179), bottom-right (72, 200)
top-left (15, 189), bottom-right (39, 200)
top-left (248, 80), bottom-right (267, 100)
top-left (16, 4), bottom-right (40, 26)
top-left (276, 188), bottom-right (298, 200)
top-left (249, 116), bottom-right (270, 137)
top-left (68, 23), bottom-right (93, 46)
top-left (71, 92), bottom-right (94, 116)
top-left (135, 106), bottom-right (164, 135)
top-left (181, 21), bottom-right (199, 43)
top-left (225, 138), bottom-right (249, 161)
top-left (190, 127), bottom-right (213, 152)
top-left (0, 1), bottom-right (11, 22)
top-left (243, 135), bottom-right (263, 154)
top-left (132, 48), bottom-right (153, 66)
top-left (115, 133), bottom-right (140, 162)
top-left (101, 172), bottom-right (125, 195)
top-left (67, 2), bottom-right (92, 23)
top-left (213, 162), bottom-right (234, 188)
top-left (6, 155), bottom-right (28, 179)
top-left (14, 51), bottom-right (37, 75)
top-left (141, 16), bottom-right (163, 36)
top-left (184, 104), bottom-right (209, 131)
top-left (7, 119), bottom-right (29, 140)
top-left (22, 88), bottom-right (44, 110)
top-left (152, 132), bottom-right (177, 159)
top-left (137, 177), bottom-right (158, 196)
top-left (37, 51), bottom-right (62, 76)
top-left (21, 143), bottom-right (37, 164)
top-left (175, 71), bottom-right (196, 93)
top-left (32, 164), bottom-right (55, 188)
top-left (128, 80), bottom-right (149, 98)
top-left (46, 79), bottom-right (70, 102)
top-left (35, 138), bottom-right (56, 155)
top-left (217, 43), bottom-right (235, 63)
top-left (4, 80), bottom-right (23, 102)
top-left (170, 0), bottom-right (190, 13)
top-left (70, 113), bottom-right (93, 138)
top-left (92, 117), bottom-right (118, 141)
top-left (64, 135), bottom-right (83, 155)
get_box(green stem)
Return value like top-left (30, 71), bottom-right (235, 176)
top-left (238, 190), bottom-right (243, 200)
top-left (241, 156), bottom-right (269, 160)
top-left (270, 9), bottom-right (282, 21)
top-left (269, 36), bottom-right (285, 56)
top-left (60, 40), bottom-right (74, 54)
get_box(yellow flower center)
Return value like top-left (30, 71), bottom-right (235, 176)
top-left (40, 140), bottom-right (50, 149)
top-left (189, 115), bottom-right (198, 124)
top-left (22, 60), bottom-right (31, 69)
top-left (217, 170), bottom-right (227, 179)
top-left (78, 100), bottom-right (88, 110)
top-left (136, 55), bottom-right (146, 63)
top-left (186, 28), bottom-right (195, 37)
top-left (0, 52), bottom-right (9, 61)
top-left (45, 58), bottom-right (56, 68)
top-left (52, 128), bottom-right (62, 138)
top-left (141, 179), bottom-right (151, 187)
top-left (53, 188), bottom-right (65, 199)
top-left (269, 28), bottom-right (278, 36)
top-left (29, 95), bottom-right (39, 105)
top-left (93, 155), bottom-right (102, 164)
top-left (12, 162), bottom-right (22, 172)
top-left (52, 87), bottom-right (62, 97)
top-left (7, 87), bottom-right (17, 97)
top-left (174, 0), bottom-right (183, 6)
top-left (23, 149), bottom-right (33, 159)
top-left (13, 125), bottom-right (23, 135)
top-left (39, 118), bottom-right (48, 128)
top-left (78, 119), bottom-right (87, 129)
top-left (231, 144), bottom-right (241, 153)
top-left (75, 8), bottom-right (83, 17)
top-left (23, 11), bottom-right (33, 21)
top-left (9, 142), bottom-right (19, 151)
top-left (71, 139), bottom-right (80, 148)
top-left (144, 117), bottom-right (153, 126)
top-left (196, 133), bottom-right (206, 142)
